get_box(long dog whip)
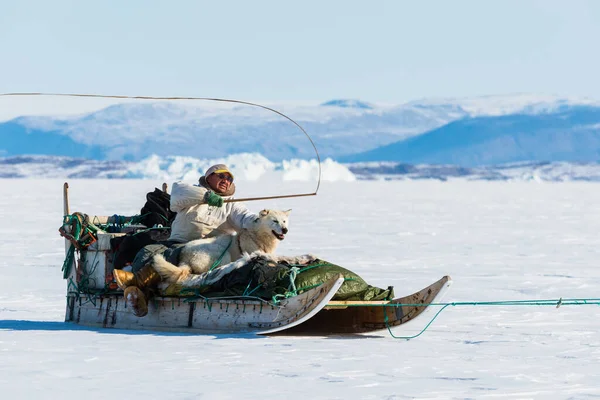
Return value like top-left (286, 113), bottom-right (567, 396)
top-left (1, 92), bottom-right (322, 202)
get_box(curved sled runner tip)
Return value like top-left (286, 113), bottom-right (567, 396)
top-left (273, 275), bottom-right (452, 336)
top-left (255, 274), bottom-right (344, 335)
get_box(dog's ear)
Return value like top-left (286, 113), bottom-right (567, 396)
top-left (284, 209), bottom-right (292, 216)
top-left (259, 209), bottom-right (269, 217)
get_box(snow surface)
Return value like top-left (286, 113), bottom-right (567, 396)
top-left (1, 179), bottom-right (600, 399)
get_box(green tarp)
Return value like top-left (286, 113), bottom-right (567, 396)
top-left (163, 256), bottom-right (394, 302)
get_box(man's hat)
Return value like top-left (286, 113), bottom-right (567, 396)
top-left (204, 164), bottom-right (234, 180)
top-left (199, 163), bottom-right (236, 196)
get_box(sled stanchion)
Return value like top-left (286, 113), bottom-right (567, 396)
top-left (63, 182), bottom-right (70, 216)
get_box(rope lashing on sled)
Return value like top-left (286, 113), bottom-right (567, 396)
top-left (277, 261), bottom-right (361, 298)
top-left (341, 298), bottom-right (600, 340)
top-left (209, 238), bottom-right (233, 272)
top-left (91, 213), bottom-right (160, 232)
top-left (60, 213), bottom-right (99, 279)
top-left (1, 92), bottom-right (323, 200)
top-left (270, 266), bottom-right (301, 304)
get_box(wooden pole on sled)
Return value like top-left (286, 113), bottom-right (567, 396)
top-left (62, 182), bottom-right (72, 272)
top-left (63, 182), bottom-right (70, 216)
top-left (222, 192), bottom-right (316, 203)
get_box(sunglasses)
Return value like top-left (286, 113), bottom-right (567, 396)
top-left (214, 173), bottom-right (234, 183)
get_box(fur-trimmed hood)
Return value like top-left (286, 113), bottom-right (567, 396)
top-left (198, 176), bottom-right (236, 197)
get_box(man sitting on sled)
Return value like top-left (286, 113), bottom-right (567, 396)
top-left (113, 163), bottom-right (259, 316)
top-left (169, 163), bottom-right (258, 242)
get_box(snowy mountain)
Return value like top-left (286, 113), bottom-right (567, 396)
top-left (348, 160), bottom-right (600, 182)
top-left (344, 105), bottom-right (600, 166)
top-left (1, 94), bottom-right (599, 165)
top-left (405, 93), bottom-right (600, 116)
top-left (0, 100), bottom-right (461, 162)
top-left (320, 99), bottom-right (373, 109)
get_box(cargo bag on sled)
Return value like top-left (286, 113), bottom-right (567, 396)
top-left (160, 253), bottom-right (395, 302)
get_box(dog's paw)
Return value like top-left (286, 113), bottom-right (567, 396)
top-left (178, 265), bottom-right (192, 280)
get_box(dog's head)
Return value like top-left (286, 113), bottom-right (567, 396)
top-left (256, 209), bottom-right (291, 241)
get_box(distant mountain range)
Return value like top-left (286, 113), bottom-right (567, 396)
top-left (0, 100), bottom-right (461, 162)
top-left (1, 94), bottom-right (599, 166)
top-left (344, 106), bottom-right (600, 166)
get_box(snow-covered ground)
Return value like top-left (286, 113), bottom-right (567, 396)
top-left (1, 179), bottom-right (600, 399)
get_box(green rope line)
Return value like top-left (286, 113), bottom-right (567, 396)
top-left (271, 267), bottom-right (300, 304)
top-left (365, 298), bottom-right (600, 340)
top-left (269, 261), bottom-right (346, 304)
top-left (385, 303), bottom-right (452, 340)
top-left (62, 244), bottom-right (76, 279)
top-left (77, 250), bottom-right (101, 294)
top-left (241, 280), bottom-right (254, 296)
top-left (242, 282), bottom-right (262, 297)
top-left (180, 291), bottom-right (284, 307)
top-left (333, 298), bottom-right (600, 308)
top-left (60, 214), bottom-right (112, 301)
top-left (270, 261), bottom-right (358, 304)
top-left (208, 238), bottom-right (233, 272)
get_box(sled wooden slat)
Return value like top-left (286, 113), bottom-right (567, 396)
top-left (325, 300), bottom-right (395, 308)
top-left (65, 274), bottom-right (344, 335)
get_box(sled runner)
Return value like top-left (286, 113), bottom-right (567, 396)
top-left (277, 275), bottom-right (452, 336)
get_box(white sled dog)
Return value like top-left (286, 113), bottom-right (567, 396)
top-left (152, 209), bottom-right (291, 284)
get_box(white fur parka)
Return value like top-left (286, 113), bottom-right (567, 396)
top-left (168, 182), bottom-right (257, 243)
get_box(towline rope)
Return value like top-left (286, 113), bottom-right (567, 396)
top-left (1, 92), bottom-right (323, 201)
top-left (348, 297), bottom-right (600, 340)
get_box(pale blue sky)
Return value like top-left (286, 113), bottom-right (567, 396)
top-left (1, 0), bottom-right (599, 103)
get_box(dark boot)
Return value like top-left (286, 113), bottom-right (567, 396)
top-left (113, 269), bottom-right (136, 290)
top-left (113, 265), bottom-right (161, 290)
top-left (114, 265), bottom-right (162, 317)
top-left (123, 286), bottom-right (149, 317)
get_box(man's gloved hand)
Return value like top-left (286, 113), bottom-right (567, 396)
top-left (204, 190), bottom-right (224, 207)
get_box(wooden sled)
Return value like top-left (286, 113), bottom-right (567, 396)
top-left (60, 182), bottom-right (452, 336)
top-left (64, 275), bottom-right (451, 336)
